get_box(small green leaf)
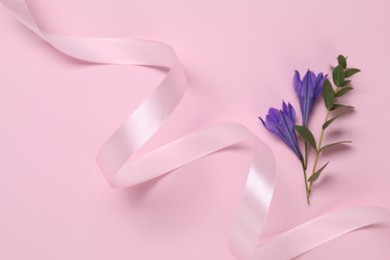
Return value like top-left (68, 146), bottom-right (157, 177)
top-left (345, 68), bottom-right (360, 78)
top-left (322, 111), bottom-right (350, 129)
top-left (322, 79), bottom-right (335, 110)
top-left (322, 117), bottom-right (337, 129)
top-left (332, 104), bottom-right (355, 111)
top-left (333, 65), bottom-right (345, 87)
top-left (337, 55), bottom-right (347, 69)
top-left (340, 80), bottom-right (351, 87)
top-left (308, 161), bottom-right (330, 182)
top-left (320, 141), bottom-right (352, 152)
top-left (295, 125), bottom-right (317, 150)
top-left (335, 87), bottom-right (353, 97)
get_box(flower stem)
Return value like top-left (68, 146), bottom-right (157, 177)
top-left (304, 141), bottom-right (310, 204)
top-left (304, 142), bottom-right (308, 170)
top-left (301, 160), bottom-right (310, 204)
top-left (308, 110), bottom-right (329, 194)
top-left (308, 87), bottom-right (340, 196)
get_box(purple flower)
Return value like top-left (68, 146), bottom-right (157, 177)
top-left (293, 70), bottom-right (326, 126)
top-left (259, 102), bottom-right (303, 161)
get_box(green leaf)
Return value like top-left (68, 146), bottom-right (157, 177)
top-left (332, 65), bottom-right (345, 87)
top-left (320, 141), bottom-right (352, 152)
top-left (337, 55), bottom-right (347, 69)
top-left (332, 104), bottom-right (355, 111)
top-left (295, 125), bottom-right (317, 150)
top-left (335, 87), bottom-right (353, 97)
top-left (322, 111), bottom-right (350, 129)
top-left (340, 80), bottom-right (351, 87)
top-left (322, 117), bottom-right (338, 129)
top-left (308, 161), bottom-right (330, 182)
top-left (345, 68), bottom-right (360, 78)
top-left (322, 79), bottom-right (335, 110)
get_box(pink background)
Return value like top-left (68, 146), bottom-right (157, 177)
top-left (1, 0), bottom-right (390, 259)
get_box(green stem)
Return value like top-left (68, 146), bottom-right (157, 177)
top-left (308, 86), bottom-right (340, 196)
top-left (304, 142), bottom-right (308, 170)
top-left (308, 111), bottom-right (329, 194)
top-left (301, 161), bottom-right (310, 204)
top-left (304, 141), bottom-right (310, 204)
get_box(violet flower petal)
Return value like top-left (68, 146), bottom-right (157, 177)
top-left (260, 101), bottom-right (303, 161)
top-left (293, 70), bottom-right (326, 126)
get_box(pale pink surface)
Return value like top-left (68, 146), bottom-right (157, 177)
top-left (1, 0), bottom-right (390, 259)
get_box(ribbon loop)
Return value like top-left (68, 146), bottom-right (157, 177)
top-left (2, 1), bottom-right (389, 259)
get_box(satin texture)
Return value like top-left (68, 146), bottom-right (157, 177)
top-left (1, 1), bottom-right (389, 259)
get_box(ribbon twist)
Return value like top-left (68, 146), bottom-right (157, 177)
top-left (2, 1), bottom-right (389, 259)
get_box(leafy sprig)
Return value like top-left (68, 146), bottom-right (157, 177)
top-left (307, 55), bottom-right (360, 197)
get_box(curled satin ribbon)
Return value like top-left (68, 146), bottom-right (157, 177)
top-left (2, 1), bottom-right (390, 259)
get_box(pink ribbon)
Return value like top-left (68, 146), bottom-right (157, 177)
top-left (2, 1), bottom-right (390, 259)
